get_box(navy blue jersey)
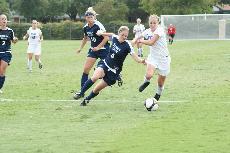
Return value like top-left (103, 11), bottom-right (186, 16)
top-left (0, 27), bottom-right (14, 53)
top-left (83, 21), bottom-right (109, 48)
top-left (104, 35), bottom-right (134, 74)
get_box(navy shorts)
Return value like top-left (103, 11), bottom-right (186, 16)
top-left (98, 63), bottom-right (119, 86)
top-left (87, 46), bottom-right (109, 60)
top-left (0, 53), bottom-right (12, 65)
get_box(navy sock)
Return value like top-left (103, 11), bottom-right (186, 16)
top-left (81, 73), bottom-right (88, 88)
top-left (154, 93), bottom-right (161, 101)
top-left (85, 91), bottom-right (99, 101)
top-left (80, 79), bottom-right (94, 95)
top-left (0, 76), bottom-right (5, 89)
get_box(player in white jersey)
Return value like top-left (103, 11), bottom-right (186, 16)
top-left (23, 20), bottom-right (43, 72)
top-left (132, 14), bottom-right (171, 103)
top-left (133, 18), bottom-right (145, 57)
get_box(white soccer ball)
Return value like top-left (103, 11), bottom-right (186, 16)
top-left (144, 98), bottom-right (159, 111)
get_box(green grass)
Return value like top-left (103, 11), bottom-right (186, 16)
top-left (0, 40), bottom-right (230, 153)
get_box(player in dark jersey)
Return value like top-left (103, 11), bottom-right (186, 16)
top-left (74, 26), bottom-right (146, 106)
top-left (74, 7), bottom-right (110, 98)
top-left (0, 14), bottom-right (18, 93)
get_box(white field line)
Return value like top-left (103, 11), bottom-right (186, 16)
top-left (0, 98), bottom-right (186, 103)
top-left (0, 98), bottom-right (230, 103)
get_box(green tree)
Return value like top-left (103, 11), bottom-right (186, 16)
top-left (140, 0), bottom-right (218, 15)
top-left (66, 0), bottom-right (100, 20)
top-left (0, 0), bottom-right (10, 16)
top-left (13, 0), bottom-right (49, 20)
top-left (94, 0), bottom-right (129, 23)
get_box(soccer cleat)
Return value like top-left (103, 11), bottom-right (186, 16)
top-left (139, 82), bottom-right (150, 92)
top-left (39, 63), bottom-right (43, 69)
top-left (73, 92), bottom-right (84, 100)
top-left (80, 99), bottom-right (89, 106)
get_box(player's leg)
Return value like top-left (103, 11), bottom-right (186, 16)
top-left (35, 55), bottom-right (42, 69)
top-left (27, 53), bottom-right (33, 72)
top-left (154, 74), bottom-right (166, 101)
top-left (0, 60), bottom-right (9, 93)
top-left (80, 79), bottom-right (108, 106)
top-left (138, 43), bottom-right (143, 57)
top-left (74, 67), bottom-right (105, 100)
top-left (139, 63), bottom-right (155, 92)
top-left (81, 57), bottom-right (97, 88)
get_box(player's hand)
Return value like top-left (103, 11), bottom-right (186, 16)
top-left (76, 49), bottom-right (81, 54)
top-left (12, 37), bottom-right (18, 44)
top-left (92, 47), bottom-right (99, 51)
top-left (117, 74), bottom-right (123, 87)
top-left (96, 30), bottom-right (103, 36)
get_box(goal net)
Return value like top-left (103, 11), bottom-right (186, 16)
top-left (161, 14), bottom-right (230, 40)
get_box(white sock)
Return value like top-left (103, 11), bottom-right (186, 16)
top-left (144, 76), bottom-right (150, 83)
top-left (138, 48), bottom-right (141, 56)
top-left (28, 60), bottom-right (32, 70)
top-left (156, 85), bottom-right (164, 95)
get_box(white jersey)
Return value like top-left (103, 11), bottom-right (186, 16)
top-left (133, 24), bottom-right (145, 37)
top-left (142, 26), bottom-right (169, 58)
top-left (27, 28), bottom-right (42, 45)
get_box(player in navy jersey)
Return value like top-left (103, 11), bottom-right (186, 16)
top-left (0, 14), bottom-right (18, 93)
top-left (74, 26), bottom-right (146, 106)
top-left (74, 7), bottom-right (110, 97)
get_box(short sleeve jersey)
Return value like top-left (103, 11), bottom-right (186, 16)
top-left (27, 28), bottom-right (42, 45)
top-left (0, 27), bottom-right (14, 52)
top-left (104, 35), bottom-right (134, 73)
top-left (133, 24), bottom-right (145, 37)
top-left (83, 20), bottom-right (109, 48)
top-left (142, 26), bottom-right (169, 58)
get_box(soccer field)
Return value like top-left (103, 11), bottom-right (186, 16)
top-left (0, 40), bottom-right (230, 153)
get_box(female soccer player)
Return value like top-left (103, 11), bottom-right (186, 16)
top-left (0, 14), bottom-right (18, 93)
top-left (133, 18), bottom-right (145, 57)
top-left (74, 26), bottom-right (146, 106)
top-left (132, 14), bottom-right (171, 103)
top-left (23, 20), bottom-right (43, 72)
top-left (74, 7), bottom-right (110, 97)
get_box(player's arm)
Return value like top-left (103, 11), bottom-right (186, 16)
top-left (131, 34), bottom-right (144, 46)
top-left (139, 34), bottom-right (159, 46)
top-left (92, 31), bottom-right (110, 51)
top-left (23, 33), bottom-right (29, 40)
top-left (76, 35), bottom-right (88, 53)
top-left (131, 52), bottom-right (146, 64)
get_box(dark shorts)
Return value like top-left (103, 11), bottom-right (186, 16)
top-left (0, 52), bottom-right (12, 65)
top-left (87, 46), bottom-right (109, 60)
top-left (169, 34), bottom-right (175, 38)
top-left (98, 62), bottom-right (119, 86)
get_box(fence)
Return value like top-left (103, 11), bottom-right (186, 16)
top-left (161, 14), bottom-right (230, 40)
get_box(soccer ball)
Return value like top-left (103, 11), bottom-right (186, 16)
top-left (144, 98), bottom-right (159, 111)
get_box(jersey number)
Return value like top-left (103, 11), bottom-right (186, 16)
top-left (1, 41), bottom-right (6, 46)
top-left (90, 37), bottom-right (96, 42)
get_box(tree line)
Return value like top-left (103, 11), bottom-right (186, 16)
top-left (0, 0), bottom-right (229, 23)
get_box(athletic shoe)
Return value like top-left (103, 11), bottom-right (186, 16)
top-left (39, 63), bottom-right (43, 69)
top-left (80, 99), bottom-right (89, 106)
top-left (73, 92), bottom-right (84, 100)
top-left (139, 82), bottom-right (150, 92)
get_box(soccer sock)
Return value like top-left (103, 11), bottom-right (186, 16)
top-left (138, 48), bottom-right (141, 56)
top-left (80, 78), bottom-right (94, 95)
top-left (143, 76), bottom-right (150, 83)
top-left (85, 91), bottom-right (99, 100)
top-left (0, 76), bottom-right (6, 89)
top-left (81, 73), bottom-right (88, 88)
top-left (38, 59), bottom-right (42, 64)
top-left (29, 60), bottom-right (32, 70)
top-left (154, 85), bottom-right (164, 101)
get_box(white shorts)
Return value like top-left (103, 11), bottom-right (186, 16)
top-left (27, 44), bottom-right (41, 55)
top-left (146, 55), bottom-right (171, 76)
